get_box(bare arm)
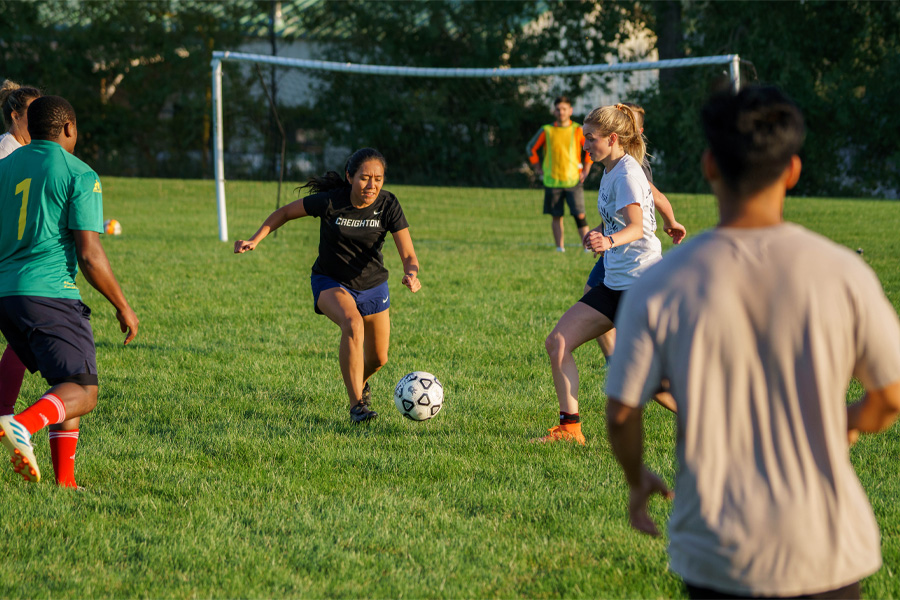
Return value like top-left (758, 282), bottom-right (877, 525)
top-left (391, 228), bottom-right (421, 293)
top-left (74, 230), bottom-right (138, 345)
top-left (234, 198), bottom-right (308, 253)
top-left (651, 183), bottom-right (686, 245)
top-left (606, 398), bottom-right (673, 536)
top-left (847, 380), bottom-right (900, 444)
top-left (584, 203), bottom-right (644, 253)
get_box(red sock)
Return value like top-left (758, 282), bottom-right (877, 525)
top-left (49, 429), bottom-right (79, 488)
top-left (15, 393), bottom-right (66, 434)
top-left (559, 411), bottom-right (580, 425)
top-left (0, 345), bottom-right (27, 416)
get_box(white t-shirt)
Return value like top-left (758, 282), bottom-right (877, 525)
top-left (0, 133), bottom-right (22, 159)
top-left (606, 223), bottom-right (900, 596)
top-left (597, 153), bottom-right (661, 290)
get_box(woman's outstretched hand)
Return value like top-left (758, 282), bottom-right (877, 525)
top-left (234, 240), bottom-right (257, 254)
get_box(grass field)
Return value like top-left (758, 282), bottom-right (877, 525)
top-left (1, 177), bottom-right (899, 599)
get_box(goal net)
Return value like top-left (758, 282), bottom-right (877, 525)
top-left (211, 51), bottom-right (742, 241)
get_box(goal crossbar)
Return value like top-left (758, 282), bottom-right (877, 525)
top-left (210, 52), bottom-right (741, 241)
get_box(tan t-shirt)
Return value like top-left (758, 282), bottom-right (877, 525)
top-left (606, 223), bottom-right (900, 596)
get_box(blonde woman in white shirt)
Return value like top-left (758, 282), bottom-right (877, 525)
top-left (534, 104), bottom-right (676, 445)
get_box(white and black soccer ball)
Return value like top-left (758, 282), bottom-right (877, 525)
top-left (394, 371), bottom-right (444, 421)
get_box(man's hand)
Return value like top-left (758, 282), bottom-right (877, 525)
top-left (628, 466), bottom-right (674, 537)
top-left (117, 306), bottom-right (139, 345)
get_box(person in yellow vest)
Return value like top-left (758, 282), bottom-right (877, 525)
top-left (526, 96), bottom-right (593, 252)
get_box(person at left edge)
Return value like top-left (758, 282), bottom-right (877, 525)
top-left (0, 96), bottom-right (139, 485)
top-left (235, 148), bottom-right (421, 423)
top-left (0, 80), bottom-right (43, 423)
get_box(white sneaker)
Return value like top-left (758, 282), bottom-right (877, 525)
top-left (555, 246), bottom-right (566, 253)
top-left (0, 415), bottom-right (41, 483)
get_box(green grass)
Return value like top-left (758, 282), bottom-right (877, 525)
top-left (1, 178), bottom-right (899, 599)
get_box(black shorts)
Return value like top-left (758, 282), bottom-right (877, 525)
top-left (578, 282), bottom-right (624, 323)
top-left (543, 185), bottom-right (585, 217)
top-left (0, 296), bottom-right (99, 386)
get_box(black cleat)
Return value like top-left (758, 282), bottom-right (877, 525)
top-left (350, 402), bottom-right (378, 423)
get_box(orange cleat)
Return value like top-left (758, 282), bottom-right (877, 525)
top-left (530, 424), bottom-right (586, 446)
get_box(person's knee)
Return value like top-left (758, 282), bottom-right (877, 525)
top-left (367, 349), bottom-right (389, 372)
top-left (339, 314), bottom-right (365, 340)
top-left (574, 214), bottom-right (588, 229)
top-left (545, 330), bottom-right (567, 360)
top-left (82, 385), bottom-right (98, 413)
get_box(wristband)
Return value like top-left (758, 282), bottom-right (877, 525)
top-left (607, 235), bottom-right (615, 248)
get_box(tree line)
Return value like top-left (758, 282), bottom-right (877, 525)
top-left (1, 0), bottom-right (897, 197)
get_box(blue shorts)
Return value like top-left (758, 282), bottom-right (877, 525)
top-left (586, 257), bottom-right (606, 288)
top-left (311, 274), bottom-right (391, 317)
top-left (0, 296), bottom-right (99, 386)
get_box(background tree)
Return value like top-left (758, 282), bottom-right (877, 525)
top-left (641, 0), bottom-right (900, 197)
top-left (0, 0), bottom-right (246, 178)
top-left (288, 0), bottom-right (643, 186)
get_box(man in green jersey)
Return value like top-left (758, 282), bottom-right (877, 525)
top-left (0, 95), bottom-right (138, 485)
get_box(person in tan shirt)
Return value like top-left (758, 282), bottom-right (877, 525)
top-left (605, 86), bottom-right (900, 599)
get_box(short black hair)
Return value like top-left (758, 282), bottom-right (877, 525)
top-left (27, 95), bottom-right (76, 140)
top-left (701, 86), bottom-right (805, 197)
top-left (554, 96), bottom-right (572, 107)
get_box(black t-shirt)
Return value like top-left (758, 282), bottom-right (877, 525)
top-left (303, 187), bottom-right (409, 290)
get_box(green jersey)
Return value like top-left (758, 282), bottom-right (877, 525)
top-left (0, 140), bottom-right (103, 299)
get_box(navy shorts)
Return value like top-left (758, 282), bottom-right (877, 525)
top-left (578, 282), bottom-right (624, 323)
top-left (543, 184), bottom-right (585, 217)
top-left (311, 274), bottom-right (391, 317)
top-left (586, 257), bottom-right (606, 288)
top-left (0, 296), bottom-right (99, 386)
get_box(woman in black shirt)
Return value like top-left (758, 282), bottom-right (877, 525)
top-left (235, 148), bottom-right (421, 423)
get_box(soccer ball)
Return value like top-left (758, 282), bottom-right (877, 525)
top-left (394, 371), bottom-right (444, 421)
top-left (103, 219), bottom-right (122, 235)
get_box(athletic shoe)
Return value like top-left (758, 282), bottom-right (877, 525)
top-left (350, 402), bottom-right (378, 423)
top-left (555, 246), bottom-right (566, 253)
top-left (530, 424), bottom-right (586, 446)
top-left (0, 415), bottom-right (41, 482)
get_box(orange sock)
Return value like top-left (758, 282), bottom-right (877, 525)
top-left (15, 393), bottom-right (66, 434)
top-left (49, 429), bottom-right (79, 488)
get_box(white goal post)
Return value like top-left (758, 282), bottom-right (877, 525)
top-left (210, 51), bottom-right (741, 242)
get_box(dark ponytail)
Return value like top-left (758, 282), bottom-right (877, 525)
top-left (298, 147), bottom-right (387, 195)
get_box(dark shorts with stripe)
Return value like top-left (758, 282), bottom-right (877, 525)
top-left (578, 281), bottom-right (624, 323)
top-left (0, 296), bottom-right (99, 386)
top-left (311, 274), bottom-right (391, 317)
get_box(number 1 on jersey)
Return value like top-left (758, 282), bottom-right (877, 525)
top-left (16, 178), bottom-right (31, 240)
